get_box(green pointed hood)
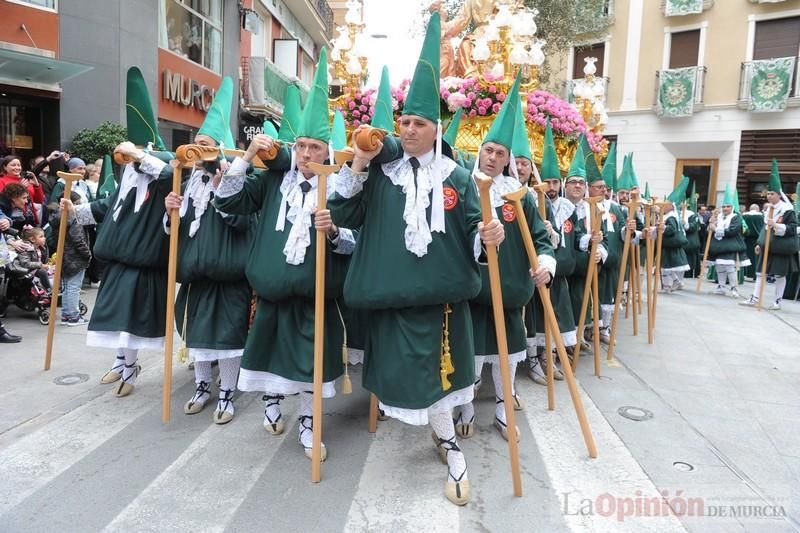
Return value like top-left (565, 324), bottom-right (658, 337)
top-left (443, 108), bottom-right (463, 147)
top-left (733, 187), bottom-right (742, 214)
top-left (722, 184), bottom-right (734, 207)
top-left (768, 159), bottom-right (783, 193)
top-left (483, 71), bottom-right (522, 151)
top-left (566, 142), bottom-right (587, 180)
top-left (278, 85), bottom-right (302, 142)
top-left (97, 154), bottom-right (116, 199)
top-left (643, 182), bottom-right (651, 200)
top-left (601, 142), bottom-right (617, 191)
top-left (616, 153), bottom-right (632, 191)
top-left (667, 176), bottom-right (690, 205)
top-left (511, 100), bottom-right (532, 161)
top-left (125, 67), bottom-right (166, 150)
top-left (540, 119), bottom-right (561, 181)
top-left (197, 77), bottom-right (235, 147)
top-left (580, 134), bottom-right (602, 184)
top-left (262, 120), bottom-right (279, 139)
top-left (331, 110), bottom-right (347, 151)
top-left (688, 181), bottom-right (697, 211)
top-left (402, 11), bottom-right (441, 123)
top-left (296, 48), bottom-right (331, 143)
top-left (371, 66), bottom-right (395, 133)
top-left (795, 182), bottom-right (800, 211)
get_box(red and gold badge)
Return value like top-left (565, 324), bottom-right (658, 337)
top-left (563, 219), bottom-right (574, 234)
top-left (502, 203), bottom-right (516, 222)
top-left (610, 213), bottom-right (617, 223)
top-left (443, 186), bottom-right (458, 210)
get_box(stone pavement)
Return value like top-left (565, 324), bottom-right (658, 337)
top-left (0, 279), bottom-right (798, 532)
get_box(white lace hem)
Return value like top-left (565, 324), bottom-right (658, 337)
top-left (662, 265), bottom-right (690, 273)
top-left (378, 385), bottom-right (474, 426)
top-left (347, 348), bottom-right (364, 365)
top-left (237, 368), bottom-right (336, 397)
top-left (481, 349), bottom-right (527, 366)
top-left (86, 331), bottom-right (164, 350)
top-left (189, 348), bottom-right (244, 362)
top-left (533, 330), bottom-right (578, 347)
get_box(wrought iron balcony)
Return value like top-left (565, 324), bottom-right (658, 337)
top-left (737, 57), bottom-right (800, 111)
top-left (242, 56), bottom-right (309, 115)
top-left (653, 66), bottom-right (707, 117)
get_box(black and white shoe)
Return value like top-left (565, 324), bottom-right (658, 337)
top-left (184, 381), bottom-right (212, 414)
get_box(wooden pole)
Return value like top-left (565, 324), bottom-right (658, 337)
top-left (532, 183), bottom-right (555, 410)
top-left (503, 187), bottom-right (598, 458)
top-left (757, 205), bottom-right (775, 311)
top-left (474, 173), bottom-right (523, 496)
top-left (43, 171), bottom-right (80, 370)
top-left (645, 201), bottom-right (655, 344)
top-left (630, 244), bottom-right (639, 336)
top-left (306, 162), bottom-right (341, 483)
top-left (607, 194), bottom-right (639, 361)
top-left (368, 393), bottom-right (379, 434)
top-left (635, 245), bottom-right (643, 314)
top-left (162, 144), bottom-right (220, 423)
top-left (651, 202), bottom-right (670, 329)
top-left (571, 196), bottom-right (603, 367)
top-left (696, 213), bottom-right (715, 293)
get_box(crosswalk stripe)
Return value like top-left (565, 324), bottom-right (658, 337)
top-left (518, 377), bottom-right (687, 532)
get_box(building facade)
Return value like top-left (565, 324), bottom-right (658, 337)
top-left (0, 0), bottom-right (330, 163)
top-left (551, 0), bottom-right (800, 207)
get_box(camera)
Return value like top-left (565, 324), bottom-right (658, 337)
top-left (2, 227), bottom-right (19, 237)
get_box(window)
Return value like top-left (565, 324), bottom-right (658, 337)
top-left (572, 43), bottom-right (605, 79)
top-left (7, 0), bottom-right (55, 9)
top-left (160, 0), bottom-right (223, 72)
top-left (753, 17), bottom-right (800, 60)
top-left (250, 9), bottom-right (273, 59)
top-left (301, 52), bottom-right (314, 86)
top-left (669, 30), bottom-right (700, 68)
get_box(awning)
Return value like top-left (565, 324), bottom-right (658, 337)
top-left (0, 47), bottom-right (93, 92)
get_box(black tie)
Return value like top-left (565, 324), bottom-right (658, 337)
top-left (409, 157), bottom-right (420, 188)
top-left (299, 180), bottom-right (312, 201)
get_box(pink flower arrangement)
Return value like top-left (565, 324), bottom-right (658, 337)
top-left (439, 76), bottom-right (507, 117)
top-left (336, 88), bottom-right (377, 127)
top-left (525, 90), bottom-right (606, 152)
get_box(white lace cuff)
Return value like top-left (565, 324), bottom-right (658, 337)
top-left (579, 234), bottom-right (591, 251)
top-left (75, 204), bottom-right (97, 226)
top-left (538, 253), bottom-right (556, 278)
top-left (774, 223), bottom-right (787, 236)
top-left (332, 227), bottom-right (356, 255)
top-left (598, 244), bottom-right (608, 263)
top-left (216, 159), bottom-right (247, 199)
top-left (473, 234), bottom-right (486, 263)
top-left (138, 154), bottom-right (168, 176)
top-left (335, 164), bottom-right (368, 199)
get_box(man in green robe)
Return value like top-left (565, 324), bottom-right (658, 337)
top-left (708, 185), bottom-right (747, 298)
top-left (214, 49), bottom-right (354, 460)
top-left (740, 160), bottom-right (799, 310)
top-left (63, 67), bottom-right (174, 397)
top-left (164, 77), bottom-right (254, 424)
top-left (451, 74), bottom-right (555, 442)
top-left (659, 177), bottom-right (691, 292)
top-left (328, 12), bottom-right (504, 506)
top-left (742, 203), bottom-right (764, 280)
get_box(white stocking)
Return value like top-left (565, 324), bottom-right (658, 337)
top-left (430, 411), bottom-right (468, 482)
top-left (193, 360), bottom-right (213, 384)
top-left (492, 361), bottom-right (517, 423)
top-left (216, 357), bottom-right (240, 415)
top-left (121, 348), bottom-right (139, 384)
top-left (109, 349), bottom-right (126, 373)
top-left (298, 391), bottom-right (316, 449)
top-left (775, 276), bottom-right (786, 303)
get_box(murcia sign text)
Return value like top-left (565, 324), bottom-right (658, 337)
top-left (163, 69), bottom-right (216, 112)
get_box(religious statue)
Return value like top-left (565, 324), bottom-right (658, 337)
top-left (429, 0), bottom-right (499, 78)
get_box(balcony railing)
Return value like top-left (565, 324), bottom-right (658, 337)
top-left (242, 56), bottom-right (309, 115)
top-left (737, 57), bottom-right (800, 110)
top-left (660, 0), bottom-right (714, 16)
top-left (562, 77), bottom-right (610, 105)
top-left (311, 0), bottom-right (334, 39)
top-left (653, 66), bottom-right (707, 116)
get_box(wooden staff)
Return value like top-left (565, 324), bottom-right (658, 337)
top-left (572, 197), bottom-right (603, 372)
top-left (43, 171), bottom-right (80, 370)
top-left (474, 173), bottom-right (523, 496)
top-left (757, 205), bottom-right (775, 311)
top-left (696, 212), bottom-right (715, 293)
top-left (644, 200), bottom-right (656, 344)
top-left (607, 193), bottom-right (640, 361)
top-left (635, 244), bottom-right (643, 314)
top-left (503, 187), bottom-right (598, 458)
top-left (305, 161), bottom-right (341, 483)
top-left (651, 202), bottom-right (671, 329)
top-left (532, 183), bottom-right (555, 410)
top-left (162, 144), bottom-right (220, 423)
top-left (629, 243), bottom-right (639, 336)
top-left (368, 393), bottom-right (379, 433)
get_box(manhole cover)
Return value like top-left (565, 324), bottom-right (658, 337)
top-left (54, 373), bottom-right (89, 386)
top-left (617, 406), bottom-right (654, 421)
top-left (673, 461), bottom-right (695, 472)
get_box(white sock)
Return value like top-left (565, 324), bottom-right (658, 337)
top-left (215, 358), bottom-right (240, 415)
top-left (454, 401), bottom-right (475, 425)
top-left (430, 411), bottom-right (468, 482)
top-left (727, 271), bottom-right (738, 290)
top-left (775, 276), bottom-right (786, 303)
top-left (263, 393), bottom-right (283, 426)
top-left (492, 361), bottom-right (517, 424)
top-left (473, 356), bottom-right (485, 387)
top-left (600, 306), bottom-right (613, 330)
top-left (752, 274), bottom-right (763, 299)
top-left (121, 348), bottom-right (138, 384)
top-left (109, 349), bottom-right (125, 374)
top-left (298, 391), bottom-right (319, 449)
top-left (194, 360), bottom-right (213, 384)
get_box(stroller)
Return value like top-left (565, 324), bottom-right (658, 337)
top-left (0, 265), bottom-right (88, 325)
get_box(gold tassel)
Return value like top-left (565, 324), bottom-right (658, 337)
top-left (177, 284), bottom-right (191, 365)
top-left (335, 300), bottom-right (352, 395)
top-left (440, 304), bottom-right (454, 391)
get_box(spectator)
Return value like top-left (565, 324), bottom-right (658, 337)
top-left (0, 182), bottom-right (38, 232)
top-left (50, 158), bottom-right (93, 204)
top-left (85, 163), bottom-right (100, 198)
top-left (0, 155), bottom-right (44, 225)
top-left (10, 227), bottom-right (52, 294)
top-left (0, 222), bottom-right (23, 341)
top-left (48, 202), bottom-right (91, 326)
top-left (32, 150), bottom-right (68, 201)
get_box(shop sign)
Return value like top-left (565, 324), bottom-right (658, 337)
top-left (162, 69), bottom-right (215, 112)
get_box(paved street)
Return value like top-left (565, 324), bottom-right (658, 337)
top-left (1, 280), bottom-right (799, 533)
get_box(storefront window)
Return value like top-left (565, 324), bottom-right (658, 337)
top-left (9, 0), bottom-right (56, 9)
top-left (160, 0), bottom-right (223, 73)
